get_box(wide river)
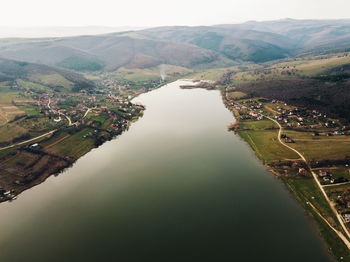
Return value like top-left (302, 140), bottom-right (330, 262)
top-left (0, 81), bottom-right (334, 261)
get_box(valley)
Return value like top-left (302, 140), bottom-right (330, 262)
top-left (2, 18), bottom-right (350, 261)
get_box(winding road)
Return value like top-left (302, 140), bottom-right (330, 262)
top-left (265, 115), bottom-right (350, 248)
top-left (0, 101), bottom-right (94, 152)
top-left (48, 98), bottom-right (72, 126)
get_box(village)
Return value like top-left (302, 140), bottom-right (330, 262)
top-left (0, 75), bottom-right (147, 203)
top-left (95, 73), bottom-right (165, 96)
top-left (230, 98), bottom-right (345, 133)
top-left (224, 91), bottom-right (350, 228)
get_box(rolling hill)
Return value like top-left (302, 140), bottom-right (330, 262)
top-left (229, 52), bottom-right (350, 121)
top-left (0, 19), bottom-right (350, 74)
top-left (217, 19), bottom-right (350, 53)
top-left (0, 57), bottom-right (95, 92)
top-left (132, 26), bottom-right (295, 62)
top-left (0, 35), bottom-right (223, 72)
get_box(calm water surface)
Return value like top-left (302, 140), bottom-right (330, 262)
top-left (0, 81), bottom-right (334, 261)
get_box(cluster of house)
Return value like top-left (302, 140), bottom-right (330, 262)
top-left (318, 170), bottom-right (348, 185)
top-left (233, 100), bottom-right (265, 121)
top-left (290, 161), bottom-right (308, 176)
top-left (97, 75), bottom-right (163, 95)
top-left (270, 102), bottom-right (345, 132)
top-left (332, 193), bottom-right (350, 223)
top-left (98, 77), bottom-right (129, 92)
top-left (36, 91), bottom-right (142, 126)
top-left (228, 96), bottom-right (348, 137)
top-left (275, 108), bottom-right (322, 127)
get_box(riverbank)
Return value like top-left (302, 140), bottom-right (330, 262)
top-left (0, 74), bottom-right (175, 203)
top-left (221, 89), bottom-right (350, 261)
top-left (0, 104), bottom-right (145, 203)
top-left (0, 80), bottom-right (336, 262)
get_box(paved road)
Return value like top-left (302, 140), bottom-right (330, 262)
top-left (323, 182), bottom-right (350, 187)
top-left (0, 130), bottom-right (56, 152)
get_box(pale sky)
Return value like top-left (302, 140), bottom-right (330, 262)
top-left (2, 0), bottom-right (350, 27)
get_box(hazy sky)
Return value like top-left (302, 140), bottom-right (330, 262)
top-left (2, 0), bottom-right (350, 27)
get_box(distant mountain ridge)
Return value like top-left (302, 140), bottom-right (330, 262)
top-left (217, 19), bottom-right (350, 49)
top-left (0, 19), bottom-right (350, 71)
top-left (0, 26), bottom-right (146, 38)
top-left (0, 35), bottom-right (223, 71)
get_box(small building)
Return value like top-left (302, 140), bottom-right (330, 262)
top-left (284, 137), bottom-right (295, 143)
top-left (53, 117), bottom-right (62, 122)
top-left (343, 214), bottom-right (350, 223)
top-left (298, 168), bottom-right (307, 175)
top-left (319, 170), bottom-right (329, 177)
top-left (323, 175), bottom-right (332, 182)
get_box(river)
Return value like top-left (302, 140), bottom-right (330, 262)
top-left (0, 80), bottom-right (334, 261)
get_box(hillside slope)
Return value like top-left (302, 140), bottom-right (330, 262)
top-left (0, 57), bottom-right (95, 92)
top-left (229, 53), bottom-right (350, 121)
top-left (1, 19), bottom-right (350, 72)
top-left (0, 35), bottom-right (223, 71)
top-left (129, 26), bottom-right (295, 62)
top-left (218, 19), bottom-right (350, 52)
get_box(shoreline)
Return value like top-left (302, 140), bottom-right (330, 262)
top-left (0, 78), bottom-right (348, 260)
top-left (0, 104), bottom-right (145, 203)
top-left (235, 120), bottom-right (348, 260)
top-left (221, 91), bottom-right (350, 261)
top-left (0, 78), bottom-right (174, 203)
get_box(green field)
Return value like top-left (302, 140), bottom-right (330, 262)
top-left (116, 65), bottom-right (191, 82)
top-left (17, 105), bottom-right (41, 116)
top-left (43, 128), bottom-right (95, 159)
top-left (188, 69), bottom-right (227, 81)
top-left (16, 79), bottom-right (52, 93)
top-left (232, 53), bottom-right (350, 85)
top-left (293, 55), bottom-right (350, 76)
top-left (0, 147), bottom-right (16, 158)
top-left (28, 73), bottom-right (73, 91)
top-left (0, 116), bottom-right (58, 143)
top-left (0, 123), bottom-right (28, 143)
top-left (282, 177), bottom-right (350, 261)
top-left (227, 91), bottom-right (247, 100)
top-left (0, 92), bottom-right (18, 104)
top-left (240, 119), bottom-right (277, 130)
top-left (285, 130), bottom-right (350, 161)
top-left (238, 129), bottom-right (299, 163)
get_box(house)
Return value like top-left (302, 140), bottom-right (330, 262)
top-left (343, 214), bottom-right (350, 223)
top-left (53, 116), bottom-right (62, 122)
top-left (319, 170), bottom-right (329, 177)
top-left (284, 137), bottom-right (295, 143)
top-left (323, 175), bottom-right (332, 182)
top-left (298, 168), bottom-right (307, 175)
top-left (249, 111), bottom-right (259, 118)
